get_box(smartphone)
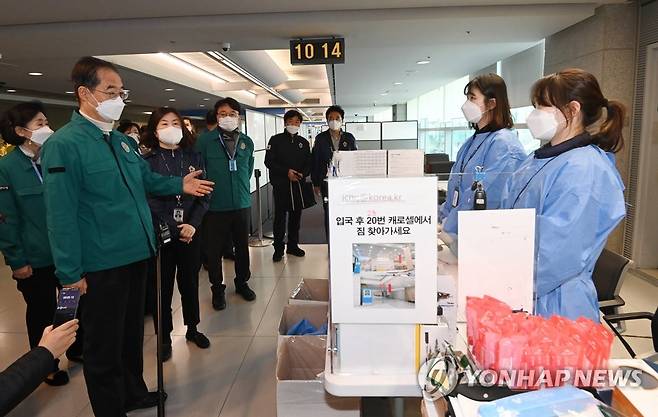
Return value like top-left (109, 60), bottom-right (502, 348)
top-left (53, 287), bottom-right (80, 328)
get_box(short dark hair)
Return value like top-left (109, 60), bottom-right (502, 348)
top-left (284, 110), bottom-right (303, 124)
top-left (71, 56), bottom-right (119, 100)
top-left (325, 105), bottom-right (344, 120)
top-left (0, 101), bottom-right (46, 146)
top-left (140, 107), bottom-right (195, 150)
top-left (117, 120), bottom-right (140, 135)
top-left (205, 110), bottom-right (216, 126)
top-left (463, 74), bottom-right (513, 130)
top-left (214, 97), bottom-right (241, 115)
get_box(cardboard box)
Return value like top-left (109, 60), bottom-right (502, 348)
top-left (278, 303), bottom-right (328, 338)
top-left (277, 337), bottom-right (360, 417)
top-left (289, 278), bottom-right (330, 305)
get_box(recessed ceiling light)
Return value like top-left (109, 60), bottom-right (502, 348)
top-left (142, 111), bottom-right (152, 115)
top-left (380, 92), bottom-right (389, 96)
top-left (124, 99), bottom-right (132, 103)
top-left (393, 82), bottom-right (403, 86)
top-left (65, 91), bottom-right (75, 94)
top-left (6, 89), bottom-right (16, 93)
top-left (199, 104), bottom-right (206, 107)
top-left (168, 98), bottom-right (176, 102)
top-left (203, 98), bottom-right (210, 101)
top-left (164, 88), bottom-right (174, 92)
top-left (28, 72), bottom-right (43, 76)
top-left (416, 60), bottom-right (431, 65)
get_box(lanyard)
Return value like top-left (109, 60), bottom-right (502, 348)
top-left (31, 160), bottom-right (43, 184)
top-left (459, 131), bottom-right (495, 174)
top-left (329, 131), bottom-right (342, 152)
top-left (511, 157), bottom-right (558, 208)
top-left (159, 150), bottom-right (183, 204)
top-left (456, 131), bottom-right (495, 188)
top-left (219, 133), bottom-right (240, 160)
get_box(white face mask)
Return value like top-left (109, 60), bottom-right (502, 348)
top-left (157, 126), bottom-right (183, 146)
top-left (286, 125), bottom-right (300, 135)
top-left (90, 91), bottom-right (126, 122)
top-left (218, 116), bottom-right (239, 132)
top-left (461, 100), bottom-right (484, 124)
top-left (28, 126), bottom-right (54, 145)
top-left (328, 120), bottom-right (342, 131)
top-left (127, 132), bottom-right (140, 142)
top-left (526, 107), bottom-right (565, 141)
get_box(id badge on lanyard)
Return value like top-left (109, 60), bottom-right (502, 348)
top-left (229, 159), bottom-right (237, 172)
top-left (173, 196), bottom-right (184, 223)
top-left (452, 189), bottom-right (459, 208)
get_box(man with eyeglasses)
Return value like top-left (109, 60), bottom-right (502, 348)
top-left (40, 56), bottom-right (214, 417)
top-left (196, 97), bottom-right (256, 311)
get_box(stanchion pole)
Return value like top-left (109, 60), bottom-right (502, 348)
top-left (249, 169), bottom-right (273, 247)
top-left (155, 246), bottom-right (165, 417)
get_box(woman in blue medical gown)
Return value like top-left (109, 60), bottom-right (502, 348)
top-left (439, 74), bottom-right (526, 243)
top-left (502, 68), bottom-right (626, 322)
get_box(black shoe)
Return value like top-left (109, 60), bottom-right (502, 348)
top-left (162, 344), bottom-right (172, 362)
top-left (236, 283), bottom-right (256, 301)
top-left (273, 249), bottom-right (284, 262)
top-left (212, 287), bottom-right (226, 311)
top-left (286, 246), bottom-right (306, 257)
top-left (44, 370), bottom-right (69, 386)
top-left (125, 391), bottom-right (167, 412)
top-left (186, 330), bottom-right (211, 349)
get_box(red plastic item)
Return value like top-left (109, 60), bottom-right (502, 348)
top-left (465, 296), bottom-right (614, 389)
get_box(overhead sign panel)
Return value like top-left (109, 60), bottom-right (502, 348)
top-left (290, 38), bottom-right (345, 65)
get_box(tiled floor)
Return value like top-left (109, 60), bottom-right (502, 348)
top-left (1, 247), bottom-right (656, 417)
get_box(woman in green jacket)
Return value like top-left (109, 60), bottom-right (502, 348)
top-left (0, 102), bottom-right (81, 386)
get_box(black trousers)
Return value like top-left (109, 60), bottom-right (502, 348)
top-left (154, 236), bottom-right (202, 345)
top-left (15, 266), bottom-right (83, 365)
top-left (273, 204), bottom-right (302, 252)
top-left (202, 209), bottom-right (251, 291)
top-left (83, 260), bottom-right (149, 417)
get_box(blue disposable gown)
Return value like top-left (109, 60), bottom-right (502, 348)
top-left (439, 128), bottom-right (526, 236)
top-left (501, 141), bottom-right (625, 322)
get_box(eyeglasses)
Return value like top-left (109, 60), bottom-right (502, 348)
top-left (93, 89), bottom-right (130, 101)
top-left (217, 111), bottom-right (239, 118)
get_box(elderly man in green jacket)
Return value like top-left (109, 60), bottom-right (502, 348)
top-left (196, 97), bottom-right (255, 311)
top-left (40, 56), bottom-right (213, 417)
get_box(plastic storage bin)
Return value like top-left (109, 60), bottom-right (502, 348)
top-left (277, 337), bottom-right (361, 417)
top-left (289, 278), bottom-right (330, 305)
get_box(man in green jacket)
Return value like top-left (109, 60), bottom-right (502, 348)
top-left (196, 97), bottom-right (255, 311)
top-left (40, 56), bottom-right (213, 417)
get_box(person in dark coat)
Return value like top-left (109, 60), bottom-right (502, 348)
top-left (142, 107), bottom-right (211, 362)
top-left (265, 110), bottom-right (312, 262)
top-left (0, 320), bottom-right (79, 416)
top-left (310, 105), bottom-right (357, 240)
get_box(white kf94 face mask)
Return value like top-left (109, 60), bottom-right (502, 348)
top-left (157, 126), bottom-right (183, 146)
top-left (285, 125), bottom-right (300, 135)
top-left (526, 107), bottom-right (566, 141)
top-left (328, 120), bottom-right (342, 131)
top-left (461, 100), bottom-right (484, 124)
top-left (218, 116), bottom-right (240, 132)
top-left (28, 126), bottom-right (54, 145)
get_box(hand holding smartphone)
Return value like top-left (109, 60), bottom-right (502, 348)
top-left (53, 287), bottom-right (81, 328)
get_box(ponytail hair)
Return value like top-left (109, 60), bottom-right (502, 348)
top-left (595, 99), bottom-right (625, 153)
top-left (531, 68), bottom-right (626, 153)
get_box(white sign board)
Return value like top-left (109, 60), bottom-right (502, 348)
top-left (329, 177), bottom-right (438, 324)
top-left (387, 149), bottom-right (424, 177)
top-left (334, 150), bottom-right (387, 177)
top-left (457, 209), bottom-right (535, 320)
